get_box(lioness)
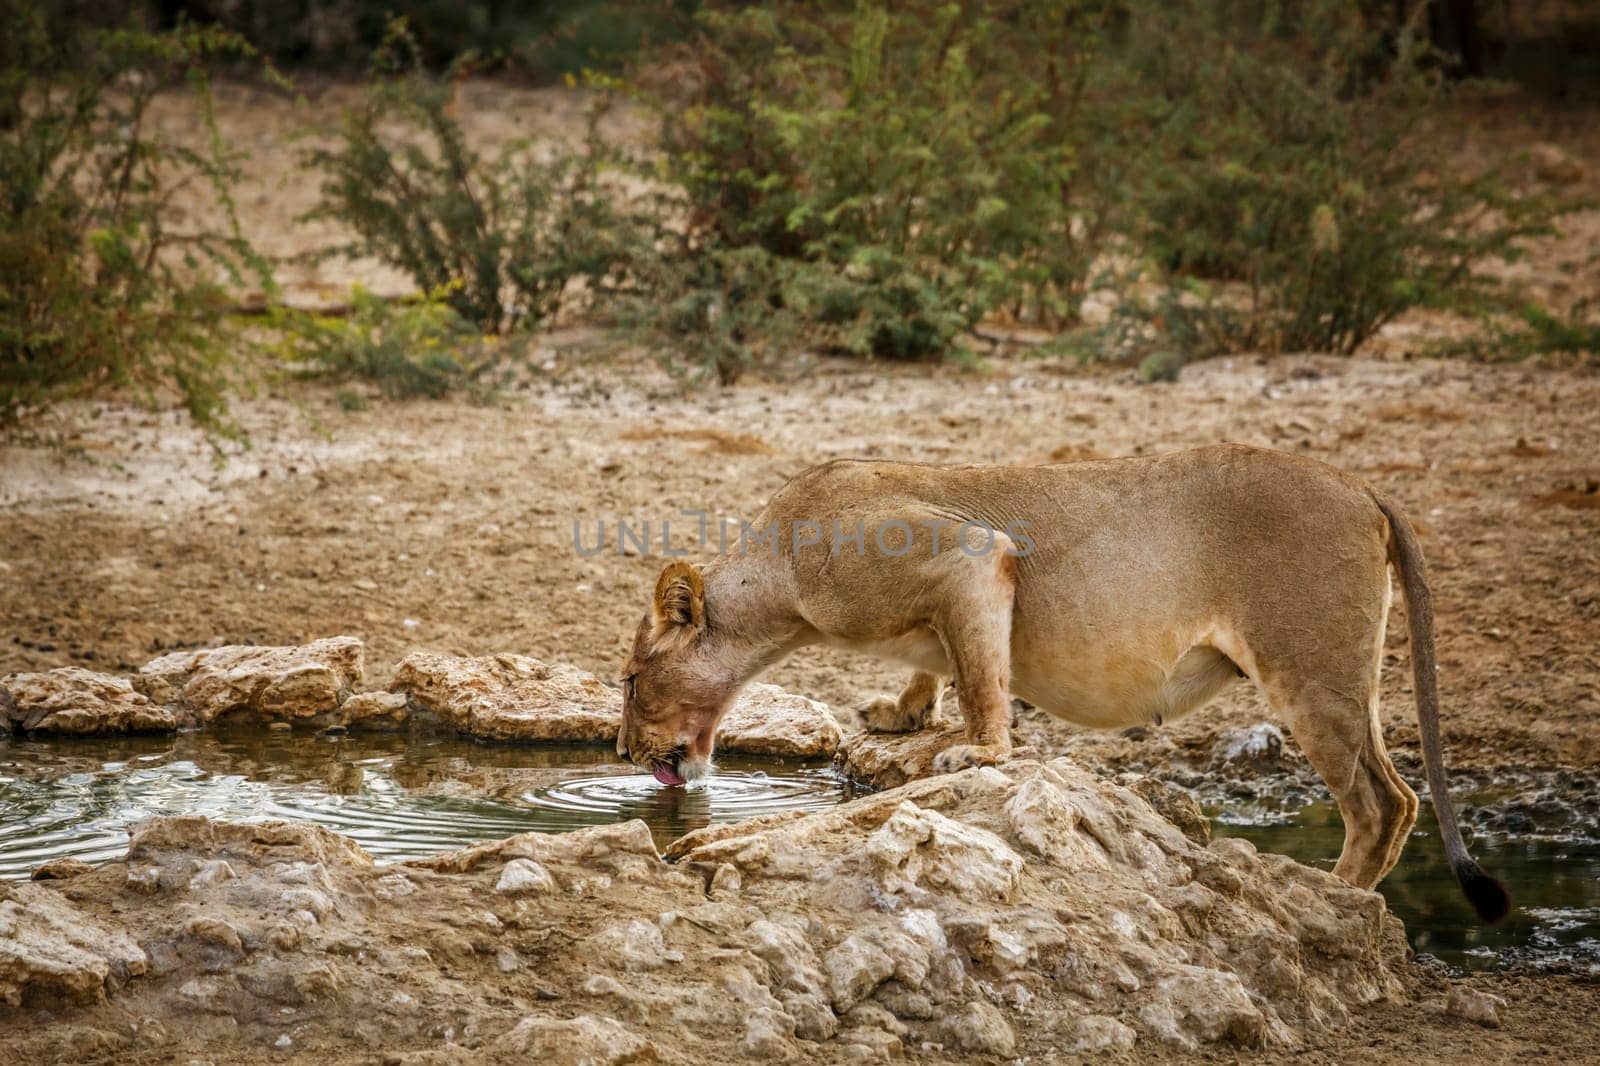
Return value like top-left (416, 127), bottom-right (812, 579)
top-left (615, 444), bottom-right (1509, 922)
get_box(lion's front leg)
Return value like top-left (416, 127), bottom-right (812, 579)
top-left (928, 530), bottom-right (1018, 774)
top-left (860, 671), bottom-right (948, 733)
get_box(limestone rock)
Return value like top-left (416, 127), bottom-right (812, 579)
top-left (718, 682), bottom-right (843, 757)
top-left (391, 652), bottom-right (843, 755)
top-left (0, 886), bottom-right (148, 1007)
top-left (492, 1014), bottom-right (656, 1063)
top-left (1073, 1014), bottom-right (1139, 1051)
top-left (0, 668), bottom-right (175, 735)
top-left (939, 999), bottom-right (1016, 1056)
top-left (1446, 985), bottom-right (1505, 1028)
top-left (1211, 722), bottom-right (1289, 771)
top-left (675, 757), bottom-right (1406, 1052)
top-left (338, 690), bottom-right (409, 730)
top-left (408, 819), bottom-right (660, 875)
top-left (835, 726), bottom-right (964, 789)
top-left (495, 858), bottom-right (558, 895)
top-left (590, 919), bottom-right (674, 972)
top-left (824, 934), bottom-right (895, 1011)
top-left (135, 637), bottom-right (363, 726)
top-left (867, 800), bottom-right (1023, 900)
top-left (127, 816), bottom-right (375, 880)
top-left (31, 857), bottom-right (94, 881)
top-left (1137, 966), bottom-right (1268, 1049)
top-left (391, 652), bottom-right (619, 743)
top-left (2, 751), bottom-right (1413, 1060)
top-left (1120, 774), bottom-right (1211, 845)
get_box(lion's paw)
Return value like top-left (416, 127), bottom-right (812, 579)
top-left (859, 695), bottom-right (921, 733)
top-left (932, 743), bottom-right (1009, 773)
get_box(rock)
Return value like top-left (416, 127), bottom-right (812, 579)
top-left (188, 860), bottom-right (238, 889)
top-left (835, 726), bottom-right (965, 789)
top-left (824, 934), bottom-right (895, 1011)
top-left (495, 858), bottom-right (558, 895)
top-left (1211, 722), bottom-right (1288, 770)
top-left (590, 919), bottom-right (673, 972)
top-left (31, 857), bottom-right (94, 881)
top-left (939, 999), bottom-right (1016, 1056)
top-left (1073, 1014), bottom-right (1139, 1051)
top-left (718, 682), bottom-right (843, 757)
top-left (390, 652), bottom-right (621, 743)
top-left (1446, 985), bottom-right (1506, 1028)
top-left (0, 668), bottom-right (175, 735)
top-left (744, 920), bottom-right (827, 997)
top-left (710, 863), bottom-right (743, 896)
top-left (1530, 142), bottom-right (1586, 186)
top-left (1121, 774), bottom-right (1211, 845)
top-left (0, 886), bottom-right (148, 1006)
top-left (338, 690), bottom-right (409, 730)
top-left (127, 817), bottom-right (374, 879)
top-left (0, 751), bottom-right (1413, 1059)
top-left (183, 917), bottom-right (244, 957)
top-left (372, 873), bottom-right (416, 901)
top-left (675, 757), bottom-right (1405, 1051)
top-left (867, 800), bottom-right (1023, 900)
top-left (409, 819), bottom-right (660, 875)
top-left (739, 1008), bottom-right (794, 1058)
top-left (1137, 966), bottom-right (1268, 1049)
top-left (491, 1014), bottom-right (656, 1063)
top-left (136, 637), bottom-right (363, 726)
top-left (391, 653), bottom-right (843, 756)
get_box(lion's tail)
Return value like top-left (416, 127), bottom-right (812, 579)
top-left (1373, 491), bottom-right (1510, 925)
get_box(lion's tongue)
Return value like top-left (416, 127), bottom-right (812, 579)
top-left (652, 763), bottom-right (686, 787)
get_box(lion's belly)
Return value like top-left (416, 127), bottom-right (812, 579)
top-left (1009, 619), bottom-right (1239, 731)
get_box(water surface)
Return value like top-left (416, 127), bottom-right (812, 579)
top-left (0, 729), bottom-right (854, 874)
top-left (1210, 787), bottom-right (1600, 972)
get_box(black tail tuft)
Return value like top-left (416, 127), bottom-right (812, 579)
top-left (1456, 859), bottom-right (1512, 925)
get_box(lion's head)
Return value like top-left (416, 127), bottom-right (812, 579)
top-left (616, 561), bottom-right (738, 785)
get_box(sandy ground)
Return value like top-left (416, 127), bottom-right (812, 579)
top-left (5, 350), bottom-right (1597, 773)
top-left (4, 78), bottom-right (1600, 1061)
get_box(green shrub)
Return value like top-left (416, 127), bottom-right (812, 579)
top-left (616, 243), bottom-right (794, 386)
top-left (650, 1), bottom-right (1118, 366)
top-left (272, 284), bottom-right (492, 399)
top-left (1106, 0), bottom-right (1559, 362)
top-left (1431, 298), bottom-right (1600, 363)
top-left (0, 3), bottom-right (272, 434)
top-left (302, 22), bottom-right (648, 336)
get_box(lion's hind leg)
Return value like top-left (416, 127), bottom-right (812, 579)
top-left (1265, 677), bottom-right (1420, 890)
top-left (860, 671), bottom-right (948, 733)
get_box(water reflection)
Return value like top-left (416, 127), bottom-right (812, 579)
top-left (0, 729), bottom-right (853, 876)
top-left (1212, 797), bottom-right (1600, 972)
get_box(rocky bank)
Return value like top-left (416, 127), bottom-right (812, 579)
top-left (1, 637), bottom-right (843, 758)
top-left (0, 748), bottom-right (1415, 1064)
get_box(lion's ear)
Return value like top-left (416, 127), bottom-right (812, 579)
top-left (652, 561), bottom-right (705, 647)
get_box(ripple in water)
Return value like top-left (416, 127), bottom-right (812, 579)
top-left (0, 730), bottom-right (855, 876)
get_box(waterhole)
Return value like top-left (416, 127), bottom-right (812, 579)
top-left (2, 730), bottom-right (1595, 973)
top-left (0, 729), bottom-right (856, 875)
top-left (1209, 783), bottom-right (1600, 973)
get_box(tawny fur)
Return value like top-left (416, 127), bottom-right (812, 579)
top-left (615, 444), bottom-right (1503, 912)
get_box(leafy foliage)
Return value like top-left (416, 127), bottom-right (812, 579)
top-left (1105, 0), bottom-right (1558, 362)
top-left (0, 3), bottom-right (272, 433)
top-left (272, 284), bottom-right (491, 399)
top-left (1431, 298), bottom-right (1600, 364)
top-left (650, 1), bottom-right (1118, 366)
top-left (302, 21), bottom-right (647, 335)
